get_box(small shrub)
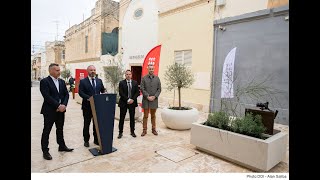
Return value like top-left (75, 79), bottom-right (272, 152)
top-left (204, 111), bottom-right (230, 130)
top-left (203, 111), bottom-right (267, 139)
top-left (231, 113), bottom-right (266, 139)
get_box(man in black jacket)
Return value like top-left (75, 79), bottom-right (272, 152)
top-left (117, 70), bottom-right (140, 139)
top-left (79, 65), bottom-right (106, 147)
top-left (40, 63), bottom-right (74, 160)
top-left (68, 76), bottom-right (75, 92)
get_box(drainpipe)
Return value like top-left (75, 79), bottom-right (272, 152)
top-left (209, 24), bottom-right (218, 112)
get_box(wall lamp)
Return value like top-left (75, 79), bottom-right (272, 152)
top-left (218, 25), bottom-right (226, 31)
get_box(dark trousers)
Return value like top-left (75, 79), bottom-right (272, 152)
top-left (119, 105), bottom-right (135, 133)
top-left (41, 112), bottom-right (66, 152)
top-left (82, 108), bottom-right (98, 143)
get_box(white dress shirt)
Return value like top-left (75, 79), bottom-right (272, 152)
top-left (50, 75), bottom-right (61, 104)
top-left (50, 75), bottom-right (59, 93)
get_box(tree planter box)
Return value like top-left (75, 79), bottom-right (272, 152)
top-left (190, 122), bottom-right (288, 172)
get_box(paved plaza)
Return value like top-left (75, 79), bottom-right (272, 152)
top-left (31, 82), bottom-right (288, 173)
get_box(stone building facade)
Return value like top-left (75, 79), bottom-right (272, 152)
top-left (64, 0), bottom-right (119, 87)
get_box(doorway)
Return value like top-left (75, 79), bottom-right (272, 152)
top-left (131, 66), bottom-right (142, 86)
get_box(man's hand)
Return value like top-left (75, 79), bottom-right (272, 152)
top-left (127, 99), bottom-right (134, 104)
top-left (87, 96), bottom-right (93, 101)
top-left (147, 96), bottom-right (155, 101)
top-left (57, 104), bottom-right (66, 112)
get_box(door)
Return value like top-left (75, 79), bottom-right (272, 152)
top-left (131, 66), bottom-right (142, 86)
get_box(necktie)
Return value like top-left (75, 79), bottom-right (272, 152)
top-left (92, 78), bottom-right (96, 94)
top-left (128, 81), bottom-right (132, 98)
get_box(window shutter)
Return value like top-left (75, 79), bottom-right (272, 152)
top-left (174, 51), bottom-right (183, 64)
top-left (184, 50), bottom-right (192, 66)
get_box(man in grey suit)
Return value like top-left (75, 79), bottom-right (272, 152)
top-left (140, 64), bottom-right (161, 136)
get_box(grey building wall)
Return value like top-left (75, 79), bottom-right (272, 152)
top-left (210, 6), bottom-right (289, 125)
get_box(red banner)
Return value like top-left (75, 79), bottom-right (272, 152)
top-left (139, 45), bottom-right (162, 112)
top-left (141, 45), bottom-right (162, 77)
top-left (75, 69), bottom-right (88, 93)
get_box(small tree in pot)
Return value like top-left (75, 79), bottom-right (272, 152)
top-left (61, 69), bottom-right (71, 82)
top-left (161, 62), bottom-right (198, 130)
top-left (104, 57), bottom-right (125, 103)
top-left (164, 63), bottom-right (195, 110)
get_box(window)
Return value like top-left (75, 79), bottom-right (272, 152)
top-left (174, 50), bottom-right (192, 66)
top-left (133, 8), bottom-right (143, 20)
top-left (85, 35), bottom-right (88, 53)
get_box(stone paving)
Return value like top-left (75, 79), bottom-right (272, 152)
top-left (31, 84), bottom-right (288, 173)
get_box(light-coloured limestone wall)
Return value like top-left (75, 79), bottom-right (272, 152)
top-left (158, 0), bottom-right (215, 112)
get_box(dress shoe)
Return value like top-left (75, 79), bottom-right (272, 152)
top-left (84, 141), bottom-right (89, 147)
top-left (152, 129), bottom-right (158, 136)
top-left (43, 152), bottom-right (52, 160)
top-left (131, 132), bottom-right (137, 138)
top-left (58, 146), bottom-right (74, 152)
top-left (94, 141), bottom-right (99, 145)
top-left (118, 133), bottom-right (123, 139)
top-left (141, 131), bottom-right (147, 136)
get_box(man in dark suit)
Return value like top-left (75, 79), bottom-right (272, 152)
top-left (118, 70), bottom-right (140, 139)
top-left (68, 76), bottom-right (75, 92)
top-left (79, 65), bottom-right (106, 147)
top-left (40, 63), bottom-right (74, 160)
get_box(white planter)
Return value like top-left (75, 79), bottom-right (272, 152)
top-left (190, 122), bottom-right (288, 172)
top-left (161, 107), bottom-right (199, 130)
top-left (114, 106), bottom-right (141, 121)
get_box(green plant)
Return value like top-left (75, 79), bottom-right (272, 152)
top-left (164, 63), bottom-right (195, 110)
top-left (204, 111), bottom-right (267, 139)
top-left (61, 69), bottom-right (71, 81)
top-left (220, 74), bottom-right (284, 117)
top-left (205, 111), bottom-right (230, 130)
top-left (207, 72), bottom-right (283, 139)
top-left (230, 113), bottom-right (266, 139)
top-left (104, 56), bottom-right (125, 103)
top-left (104, 65), bottom-right (124, 93)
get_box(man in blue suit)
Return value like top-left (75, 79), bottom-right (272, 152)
top-left (40, 63), bottom-right (74, 160)
top-left (79, 65), bottom-right (106, 147)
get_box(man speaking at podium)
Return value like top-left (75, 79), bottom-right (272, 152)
top-left (79, 65), bottom-right (106, 147)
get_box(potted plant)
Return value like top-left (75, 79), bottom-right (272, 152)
top-left (103, 63), bottom-right (124, 100)
top-left (190, 76), bottom-right (288, 172)
top-left (161, 63), bottom-right (199, 130)
top-left (60, 69), bottom-right (71, 82)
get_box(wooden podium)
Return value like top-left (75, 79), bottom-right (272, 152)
top-left (245, 107), bottom-right (277, 135)
top-left (89, 94), bottom-right (117, 156)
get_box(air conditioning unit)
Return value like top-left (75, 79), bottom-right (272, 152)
top-left (216, 0), bottom-right (226, 6)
